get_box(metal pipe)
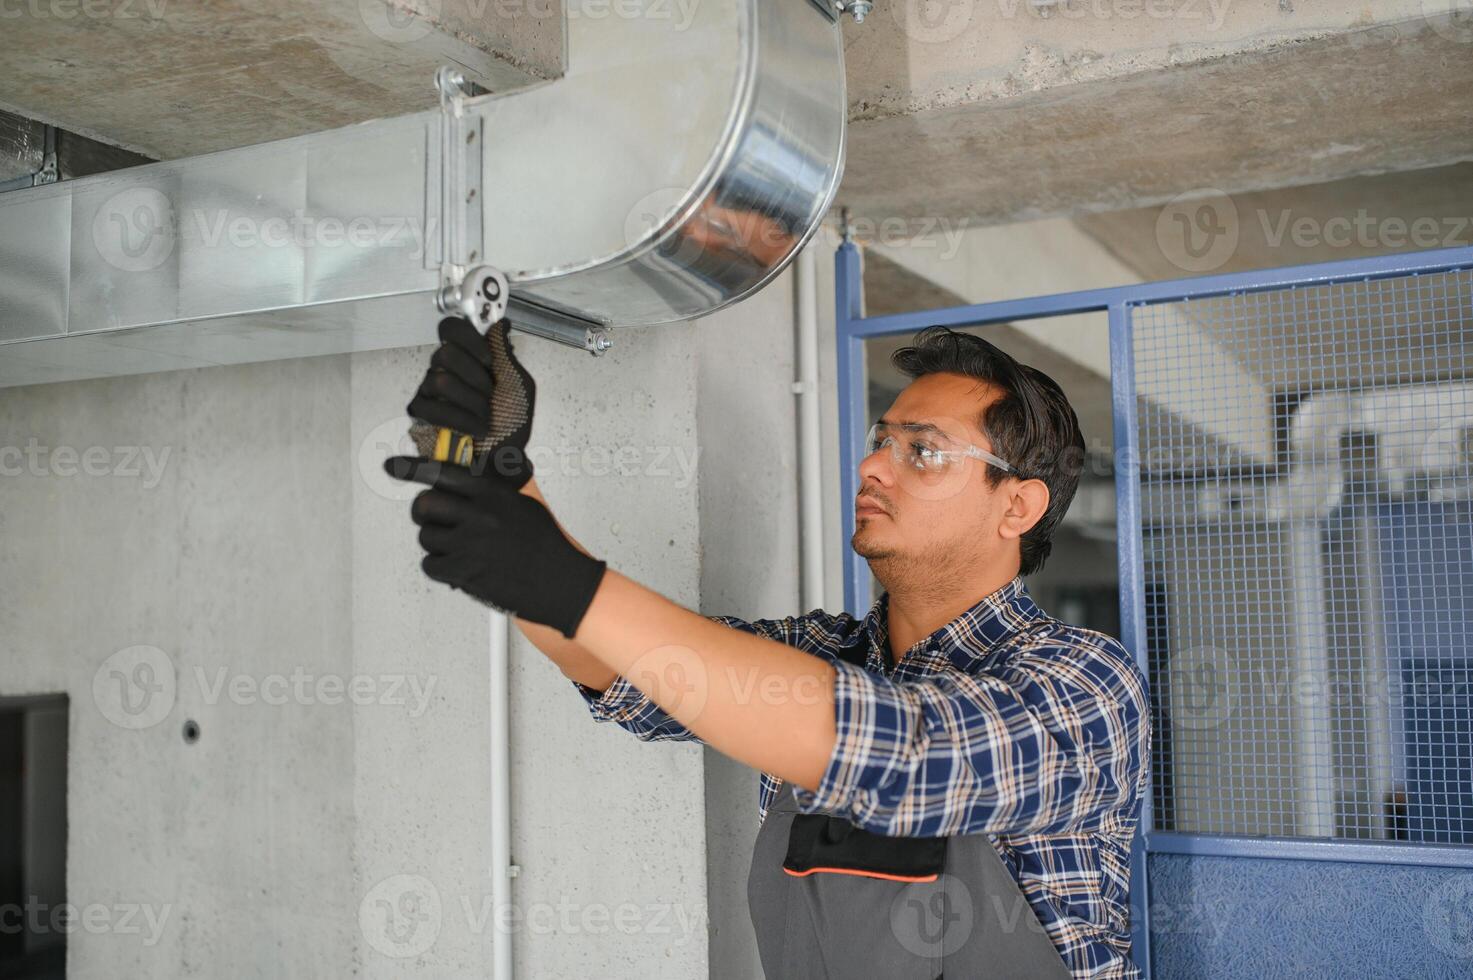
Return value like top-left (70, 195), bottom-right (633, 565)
top-left (794, 244), bottom-right (826, 610)
top-left (834, 239), bottom-right (868, 615)
top-left (488, 610), bottom-right (515, 980)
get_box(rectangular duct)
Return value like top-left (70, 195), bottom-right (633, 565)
top-left (0, 0), bottom-right (846, 387)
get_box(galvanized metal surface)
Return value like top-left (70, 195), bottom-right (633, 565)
top-left (0, 0), bottom-right (846, 386)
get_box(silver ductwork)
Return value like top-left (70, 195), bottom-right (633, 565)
top-left (0, 0), bottom-right (847, 386)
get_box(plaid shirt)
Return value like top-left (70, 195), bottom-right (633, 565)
top-left (572, 576), bottom-right (1150, 979)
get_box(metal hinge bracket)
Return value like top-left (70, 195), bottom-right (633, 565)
top-left (435, 66), bottom-right (485, 293)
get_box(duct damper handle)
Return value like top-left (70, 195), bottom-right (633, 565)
top-left (434, 67), bottom-right (611, 358)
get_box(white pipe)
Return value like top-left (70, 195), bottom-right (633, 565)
top-left (1353, 512), bottom-right (1395, 838)
top-left (1289, 521), bottom-right (1337, 837)
top-left (795, 245), bottom-right (827, 611)
top-left (489, 610), bottom-right (515, 980)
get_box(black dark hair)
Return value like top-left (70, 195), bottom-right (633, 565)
top-left (890, 326), bottom-right (1086, 575)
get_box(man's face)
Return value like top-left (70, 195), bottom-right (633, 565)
top-left (852, 373), bottom-right (1017, 589)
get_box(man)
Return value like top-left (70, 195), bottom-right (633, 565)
top-left (388, 321), bottom-right (1150, 978)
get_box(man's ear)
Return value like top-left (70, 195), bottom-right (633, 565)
top-left (997, 479), bottom-right (1050, 542)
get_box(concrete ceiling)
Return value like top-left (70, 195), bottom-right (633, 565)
top-left (1, 0), bottom-right (1467, 230)
top-left (0, 0), bottom-right (561, 159)
top-left (838, 7), bottom-right (1473, 232)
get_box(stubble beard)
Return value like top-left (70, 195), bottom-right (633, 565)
top-left (854, 525), bottom-right (974, 604)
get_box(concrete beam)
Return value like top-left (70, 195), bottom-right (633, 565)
top-left (0, 0), bottom-right (562, 159)
top-left (840, 10), bottom-right (1473, 228)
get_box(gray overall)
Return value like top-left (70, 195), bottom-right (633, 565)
top-left (746, 645), bottom-right (1071, 979)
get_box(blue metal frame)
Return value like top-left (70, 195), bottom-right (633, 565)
top-left (832, 240), bottom-right (1473, 978)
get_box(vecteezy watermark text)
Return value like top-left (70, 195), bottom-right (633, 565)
top-left (193, 666), bottom-right (437, 717)
top-left (0, 439), bottom-right (171, 488)
top-left (0, 897), bottom-right (171, 947)
top-left (359, 873), bottom-right (707, 960)
top-left (0, 0), bottom-right (167, 20)
top-left (90, 187), bottom-right (437, 273)
top-left (93, 646), bottom-right (439, 730)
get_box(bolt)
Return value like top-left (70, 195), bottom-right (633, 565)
top-left (843, 0), bottom-right (872, 22)
top-left (435, 66), bottom-right (467, 100)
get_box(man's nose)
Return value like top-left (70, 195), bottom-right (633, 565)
top-left (857, 444), bottom-right (894, 486)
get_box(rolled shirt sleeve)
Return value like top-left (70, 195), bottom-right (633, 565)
top-left (570, 673), bottom-right (701, 743)
top-left (790, 635), bottom-right (1149, 839)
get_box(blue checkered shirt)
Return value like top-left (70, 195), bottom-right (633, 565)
top-left (572, 576), bottom-right (1150, 979)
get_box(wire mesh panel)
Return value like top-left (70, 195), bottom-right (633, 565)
top-left (1133, 269), bottom-right (1473, 843)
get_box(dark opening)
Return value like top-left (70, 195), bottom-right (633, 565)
top-left (0, 695), bottom-right (67, 980)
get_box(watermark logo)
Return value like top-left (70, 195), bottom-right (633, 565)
top-left (1424, 874), bottom-right (1473, 959)
top-left (844, 214), bottom-right (971, 263)
top-left (193, 667), bottom-right (437, 716)
top-left (0, 897), bottom-right (171, 946)
top-left (624, 644), bottom-right (709, 722)
top-left (0, 0), bottom-right (169, 21)
top-left (889, 873), bottom-right (974, 957)
top-left (465, 893), bottom-right (707, 939)
top-left (359, 874), bottom-right (706, 957)
top-left (93, 189), bottom-right (434, 273)
top-left (361, 874), bottom-right (443, 958)
top-left (1131, 894), bottom-right (1233, 942)
top-left (93, 645), bottom-right (176, 730)
top-left (361, 416), bottom-right (426, 503)
top-left (0, 439), bottom-right (171, 487)
top-left (892, 0), bottom-right (975, 43)
top-left (1168, 645), bottom-right (1235, 731)
top-left (567, 0), bottom-right (701, 29)
top-left (996, 0), bottom-right (1232, 28)
top-left (1421, 0), bottom-right (1473, 42)
top-left (94, 644), bottom-right (438, 726)
top-left (362, 413), bottom-right (702, 501)
top-left (624, 187), bottom-right (709, 267)
top-left (92, 187), bottom-right (176, 273)
top-left (1155, 190), bottom-right (1238, 273)
top-left (359, 0), bottom-right (438, 42)
top-left (1258, 208), bottom-right (1471, 251)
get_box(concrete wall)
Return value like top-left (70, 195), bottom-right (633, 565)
top-left (0, 321), bottom-right (709, 977)
top-left (695, 262), bottom-right (798, 980)
top-left (693, 238), bottom-right (849, 979)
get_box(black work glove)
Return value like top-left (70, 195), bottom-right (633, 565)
top-left (407, 316), bottom-right (536, 489)
top-left (385, 456), bottom-right (607, 639)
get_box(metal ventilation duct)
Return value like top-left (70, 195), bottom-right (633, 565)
top-left (0, 0), bottom-right (847, 386)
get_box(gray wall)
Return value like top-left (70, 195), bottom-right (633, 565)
top-left (694, 240), bottom-right (849, 979)
top-left (696, 265), bottom-right (798, 980)
top-left (0, 321), bottom-right (710, 977)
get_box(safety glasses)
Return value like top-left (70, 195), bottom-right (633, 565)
top-left (865, 422), bottom-right (1015, 478)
